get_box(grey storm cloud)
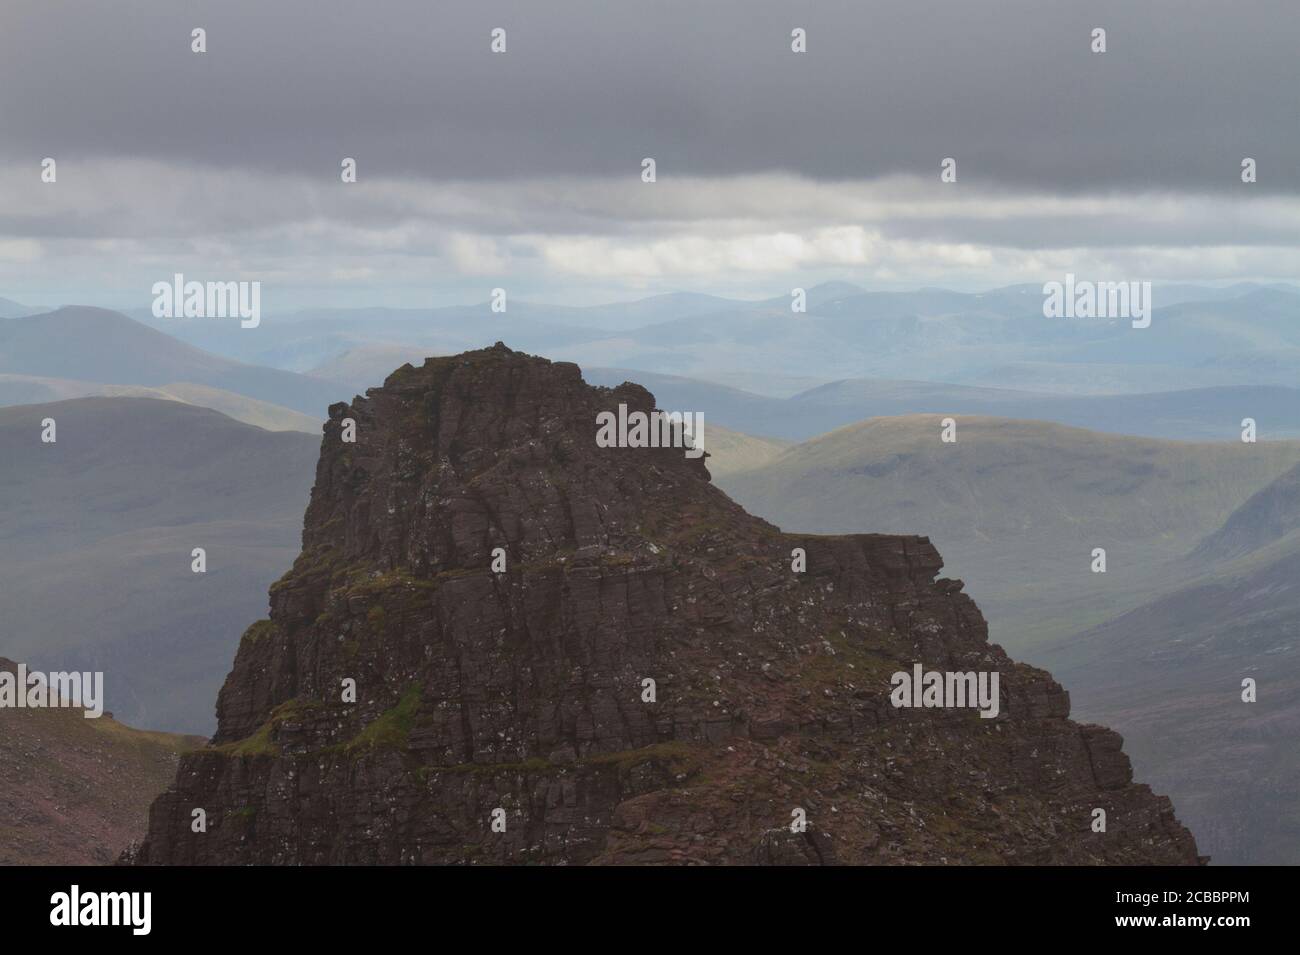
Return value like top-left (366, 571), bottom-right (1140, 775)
top-left (2, 0), bottom-right (1297, 193)
top-left (3, 0), bottom-right (1298, 305)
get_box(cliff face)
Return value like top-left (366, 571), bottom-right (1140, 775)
top-left (132, 345), bottom-right (1201, 865)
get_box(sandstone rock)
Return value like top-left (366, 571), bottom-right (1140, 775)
top-left (131, 345), bottom-right (1202, 865)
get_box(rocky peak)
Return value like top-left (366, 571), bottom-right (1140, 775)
top-left (133, 345), bottom-right (1202, 865)
top-left (299, 342), bottom-right (711, 589)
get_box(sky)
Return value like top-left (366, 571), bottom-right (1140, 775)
top-left (1, 0), bottom-right (1297, 310)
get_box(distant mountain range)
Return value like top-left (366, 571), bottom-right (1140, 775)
top-left (0, 306), bottom-right (340, 416)
top-left (584, 369), bottom-right (1300, 443)
top-left (7, 284), bottom-right (1296, 443)
top-left (101, 280), bottom-right (1300, 396)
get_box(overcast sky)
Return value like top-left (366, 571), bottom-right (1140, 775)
top-left (2, 0), bottom-right (1297, 309)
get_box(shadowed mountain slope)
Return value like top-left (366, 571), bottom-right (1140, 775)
top-left (1191, 462), bottom-right (1300, 564)
top-left (1041, 543), bottom-right (1300, 865)
top-left (0, 398), bottom-right (320, 733)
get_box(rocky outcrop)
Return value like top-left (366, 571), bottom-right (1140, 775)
top-left (131, 344), bottom-right (1202, 865)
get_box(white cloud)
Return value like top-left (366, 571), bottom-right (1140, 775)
top-left (2, 160), bottom-right (1298, 306)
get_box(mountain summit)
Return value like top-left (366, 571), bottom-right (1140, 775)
top-left (132, 344), bottom-right (1201, 865)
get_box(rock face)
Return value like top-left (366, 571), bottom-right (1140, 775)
top-left (132, 344), bottom-right (1202, 865)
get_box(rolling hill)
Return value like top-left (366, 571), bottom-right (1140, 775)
top-left (718, 415), bottom-right (1300, 651)
top-left (696, 424), bottom-right (789, 478)
top-left (0, 373), bottom-right (320, 433)
top-left (0, 658), bottom-right (203, 865)
top-left (720, 415), bottom-right (1300, 546)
